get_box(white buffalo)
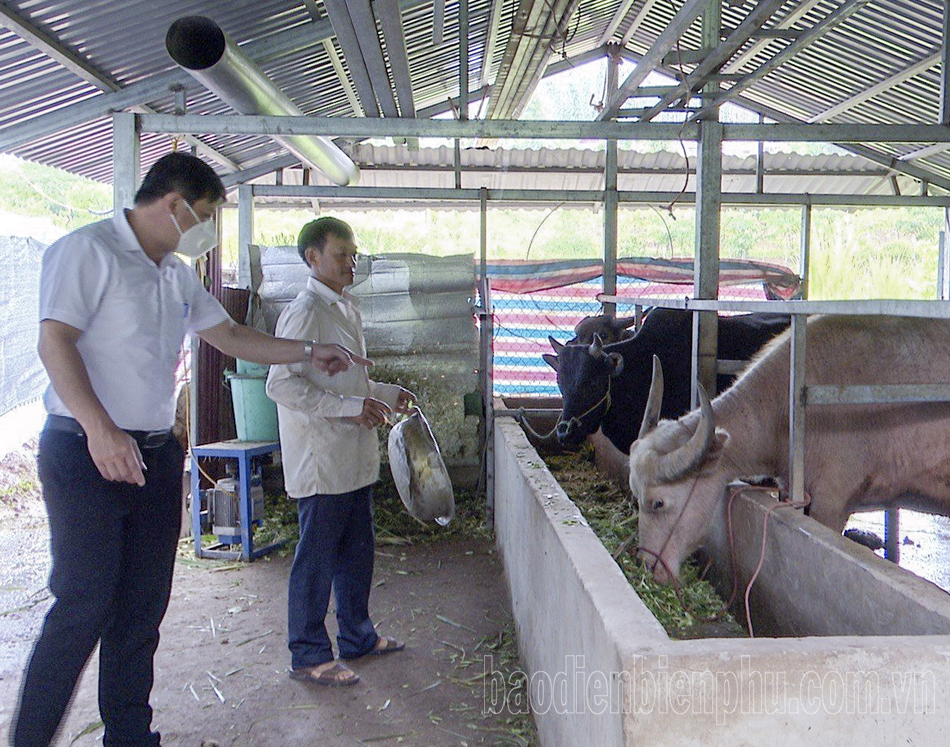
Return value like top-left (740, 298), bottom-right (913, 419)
top-left (629, 315), bottom-right (950, 585)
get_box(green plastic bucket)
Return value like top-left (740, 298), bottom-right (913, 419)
top-left (226, 372), bottom-right (279, 441)
top-left (236, 358), bottom-right (270, 377)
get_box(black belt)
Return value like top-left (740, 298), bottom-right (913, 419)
top-left (45, 415), bottom-right (174, 450)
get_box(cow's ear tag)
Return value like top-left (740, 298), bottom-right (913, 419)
top-left (607, 352), bottom-right (624, 377)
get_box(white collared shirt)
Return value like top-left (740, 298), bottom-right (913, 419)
top-left (266, 276), bottom-right (401, 497)
top-left (39, 211), bottom-right (230, 430)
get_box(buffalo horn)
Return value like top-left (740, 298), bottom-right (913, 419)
top-left (656, 383), bottom-right (716, 483)
top-left (588, 333), bottom-right (604, 359)
top-left (637, 355), bottom-right (664, 439)
top-left (548, 335), bottom-right (565, 354)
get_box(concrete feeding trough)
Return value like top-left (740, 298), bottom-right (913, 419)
top-left (492, 414), bottom-right (950, 746)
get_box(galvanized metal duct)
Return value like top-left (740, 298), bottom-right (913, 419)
top-left (166, 16), bottom-right (359, 187)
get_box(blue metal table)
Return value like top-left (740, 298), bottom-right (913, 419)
top-left (190, 439), bottom-right (282, 561)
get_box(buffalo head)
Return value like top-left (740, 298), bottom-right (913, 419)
top-left (543, 333), bottom-right (624, 447)
top-left (628, 357), bottom-right (731, 585)
top-left (571, 314), bottom-right (638, 345)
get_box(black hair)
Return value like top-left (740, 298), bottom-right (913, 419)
top-left (133, 152), bottom-right (226, 206)
top-left (297, 217), bottom-right (354, 264)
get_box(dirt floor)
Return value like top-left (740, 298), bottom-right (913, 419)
top-left (0, 453), bottom-right (536, 746)
top-left (8, 436), bottom-right (950, 746)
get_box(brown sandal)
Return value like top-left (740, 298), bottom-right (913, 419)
top-left (368, 636), bottom-right (405, 656)
top-left (289, 662), bottom-right (360, 687)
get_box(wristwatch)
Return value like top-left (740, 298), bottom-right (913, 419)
top-left (303, 340), bottom-right (315, 361)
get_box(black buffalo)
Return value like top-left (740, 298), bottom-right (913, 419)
top-left (543, 309), bottom-right (790, 452)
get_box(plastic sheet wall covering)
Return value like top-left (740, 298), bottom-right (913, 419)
top-left (0, 236), bottom-right (49, 417)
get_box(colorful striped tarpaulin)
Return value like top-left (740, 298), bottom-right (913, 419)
top-left (484, 257), bottom-right (800, 396)
top-left (485, 256), bottom-right (801, 299)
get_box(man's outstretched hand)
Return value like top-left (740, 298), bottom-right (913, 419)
top-left (311, 343), bottom-right (372, 375)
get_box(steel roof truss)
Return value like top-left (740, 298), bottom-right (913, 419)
top-left (322, 0), bottom-right (383, 116)
top-left (941, 0), bottom-right (950, 125)
top-left (640, 0), bottom-right (788, 122)
top-left (726, 95), bottom-right (950, 194)
top-left (480, 0), bottom-right (504, 87)
top-left (689, 0), bottom-right (873, 123)
top-left (0, 2), bottom-right (238, 171)
top-left (0, 17), bottom-right (338, 152)
top-left (376, 0), bottom-right (416, 117)
top-left (599, 0), bottom-right (707, 120)
top-left (722, 0), bottom-right (825, 74)
top-left (220, 83), bottom-right (494, 188)
top-left (344, 0), bottom-right (400, 117)
top-left (322, 39), bottom-right (364, 116)
top-left (899, 143), bottom-right (950, 163)
top-left (433, 0), bottom-right (446, 46)
top-left (0, 3), bottom-right (114, 90)
top-left (137, 114), bottom-right (950, 144)
top-left (619, 0), bottom-right (661, 48)
top-left (598, 0), bottom-right (638, 47)
top-left (487, 0), bottom-right (549, 118)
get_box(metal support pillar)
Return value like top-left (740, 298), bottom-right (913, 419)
top-left (189, 334), bottom-right (199, 449)
top-left (485, 358), bottom-right (495, 532)
top-left (938, 231), bottom-right (947, 300)
top-left (692, 120), bottom-right (722, 405)
top-left (938, 217), bottom-right (950, 566)
top-left (755, 113), bottom-right (765, 193)
top-left (691, 1), bottom-right (722, 407)
top-left (459, 0), bottom-right (469, 122)
top-left (477, 187), bottom-right (494, 531)
top-left (479, 187), bottom-right (488, 281)
top-left (238, 184), bottom-right (254, 289)
top-left (603, 52), bottom-right (619, 317)
top-left (943, 207), bottom-right (950, 290)
top-left (112, 112), bottom-right (140, 212)
top-left (943, 209), bottom-right (950, 300)
top-left (788, 314), bottom-right (806, 503)
top-left (884, 507), bottom-right (900, 563)
top-left (799, 203), bottom-right (811, 299)
top-left (454, 0), bottom-right (467, 190)
top-left (941, 0), bottom-right (950, 125)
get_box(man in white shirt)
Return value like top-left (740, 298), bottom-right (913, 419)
top-left (13, 154), bottom-right (368, 746)
top-left (267, 217), bottom-right (413, 687)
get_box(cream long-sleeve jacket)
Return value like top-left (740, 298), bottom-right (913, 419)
top-left (265, 276), bottom-right (401, 498)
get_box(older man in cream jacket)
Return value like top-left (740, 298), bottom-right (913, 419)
top-left (267, 217), bottom-right (413, 687)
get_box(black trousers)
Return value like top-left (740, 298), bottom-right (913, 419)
top-left (13, 429), bottom-right (183, 747)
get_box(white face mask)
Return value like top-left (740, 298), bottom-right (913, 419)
top-left (171, 201), bottom-right (217, 259)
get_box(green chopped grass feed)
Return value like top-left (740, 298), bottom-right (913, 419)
top-left (254, 471), bottom-right (488, 557)
top-left (542, 444), bottom-right (745, 639)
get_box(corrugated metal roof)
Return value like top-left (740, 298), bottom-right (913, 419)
top-left (243, 143), bottom-right (909, 206)
top-left (0, 0), bottom-right (947, 191)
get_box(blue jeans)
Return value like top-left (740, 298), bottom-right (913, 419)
top-left (14, 429), bottom-right (182, 747)
top-left (287, 485), bottom-right (378, 669)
